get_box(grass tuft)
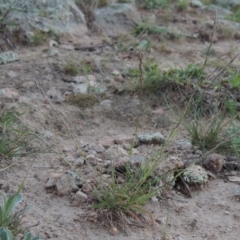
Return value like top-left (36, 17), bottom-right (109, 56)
top-left (186, 113), bottom-right (240, 156)
top-left (0, 110), bottom-right (36, 159)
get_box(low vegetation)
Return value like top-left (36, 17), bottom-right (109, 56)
top-left (0, 192), bottom-right (39, 239)
top-left (0, 110), bottom-right (36, 159)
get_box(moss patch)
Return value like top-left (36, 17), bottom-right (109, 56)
top-left (66, 94), bottom-right (98, 108)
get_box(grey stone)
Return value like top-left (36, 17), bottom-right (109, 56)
top-left (104, 145), bottom-right (128, 160)
top-left (73, 157), bottom-right (85, 166)
top-left (130, 155), bottom-right (145, 165)
top-left (0, 52), bottom-right (19, 64)
top-left (190, 0), bottom-right (203, 7)
top-left (100, 99), bottom-right (113, 109)
top-left (45, 173), bottom-right (62, 189)
top-left (72, 83), bottom-right (88, 94)
top-left (0, 88), bottom-right (19, 100)
top-left (203, 5), bottom-right (232, 18)
top-left (6, 70), bottom-right (18, 78)
top-left (42, 130), bottom-right (54, 140)
top-left (65, 155), bottom-right (75, 163)
top-left (138, 132), bottom-right (165, 145)
top-left (94, 3), bottom-right (141, 37)
top-left (0, 0), bottom-right (87, 37)
top-left (175, 139), bottom-right (193, 150)
top-left (83, 143), bottom-right (105, 153)
top-left (72, 191), bottom-right (88, 205)
top-left (56, 173), bottom-right (78, 195)
top-left (213, 0), bottom-right (240, 9)
top-left (47, 48), bottom-right (59, 57)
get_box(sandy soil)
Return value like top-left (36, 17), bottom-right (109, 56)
top-left (1, 4), bottom-right (240, 240)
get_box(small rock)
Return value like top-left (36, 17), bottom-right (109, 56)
top-left (130, 155), bottom-right (145, 165)
top-left (6, 70), bottom-right (18, 78)
top-left (175, 237), bottom-right (183, 240)
top-left (0, 88), bottom-right (19, 100)
top-left (49, 40), bottom-right (58, 47)
top-left (45, 173), bottom-right (62, 189)
top-left (158, 156), bottom-right (184, 175)
top-left (48, 48), bottom-right (59, 57)
top-left (0, 51), bottom-right (19, 64)
top-left (203, 153), bottom-right (225, 172)
top-left (94, 3), bottom-right (141, 37)
top-left (112, 69), bottom-right (121, 75)
top-left (100, 99), bottom-right (112, 109)
top-left (138, 132), bottom-right (165, 145)
top-left (109, 227), bottom-right (119, 236)
top-left (86, 154), bottom-right (97, 166)
top-left (98, 136), bottom-right (114, 148)
top-left (190, 0), bottom-right (203, 7)
top-left (73, 75), bottom-right (97, 86)
top-left (46, 88), bottom-right (64, 103)
top-left (104, 145), bottom-right (128, 160)
top-left (42, 130), bottom-right (54, 140)
top-left (56, 173), bottom-right (78, 195)
top-left (82, 183), bottom-right (92, 194)
top-left (91, 143), bottom-right (105, 153)
top-left (151, 196), bottom-right (158, 202)
top-left (114, 134), bottom-right (135, 145)
top-left (59, 44), bottom-right (74, 51)
top-left (73, 157), bottom-right (85, 166)
top-left (65, 155), bottom-right (75, 163)
top-left (72, 83), bottom-right (88, 94)
top-left (175, 139), bottom-right (192, 150)
top-left (72, 191), bottom-right (88, 205)
top-left (103, 160), bottom-right (112, 168)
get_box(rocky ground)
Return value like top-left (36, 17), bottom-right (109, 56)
top-left (1, 0), bottom-right (240, 239)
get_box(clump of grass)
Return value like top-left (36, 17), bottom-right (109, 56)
top-left (66, 94), bottom-right (98, 108)
top-left (63, 61), bottom-right (79, 76)
top-left (186, 113), bottom-right (240, 155)
top-left (30, 30), bottom-right (60, 46)
top-left (92, 160), bottom-right (161, 226)
top-left (227, 5), bottom-right (240, 23)
top-left (125, 63), bottom-right (205, 94)
top-left (0, 110), bottom-right (35, 159)
top-left (137, 0), bottom-right (189, 10)
top-left (133, 24), bottom-right (167, 36)
top-left (137, 0), bottom-right (169, 9)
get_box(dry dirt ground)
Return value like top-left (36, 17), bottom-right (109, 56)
top-left (1, 4), bottom-right (240, 240)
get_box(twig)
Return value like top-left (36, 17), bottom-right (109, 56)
top-left (201, 12), bottom-right (217, 72)
top-left (207, 52), bottom-right (240, 88)
top-left (179, 175), bottom-right (192, 198)
top-left (34, 81), bottom-right (81, 152)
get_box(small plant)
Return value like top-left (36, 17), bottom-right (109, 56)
top-left (137, 0), bottom-right (169, 9)
top-left (227, 72), bottom-right (240, 88)
top-left (186, 113), bottom-right (240, 155)
top-left (23, 232), bottom-right (40, 240)
top-left (176, 0), bottom-right (189, 10)
top-left (30, 30), bottom-right (60, 46)
top-left (92, 161), bottom-right (161, 225)
top-left (133, 23), bottom-right (167, 36)
top-left (0, 192), bottom-right (30, 235)
top-left (63, 61), bottom-right (79, 76)
top-left (137, 0), bottom-right (189, 10)
top-left (0, 192), bottom-right (40, 239)
top-left (126, 63), bottom-right (205, 93)
top-left (227, 5), bottom-right (240, 23)
top-left (66, 94), bottom-right (98, 108)
top-left (0, 110), bottom-right (35, 158)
